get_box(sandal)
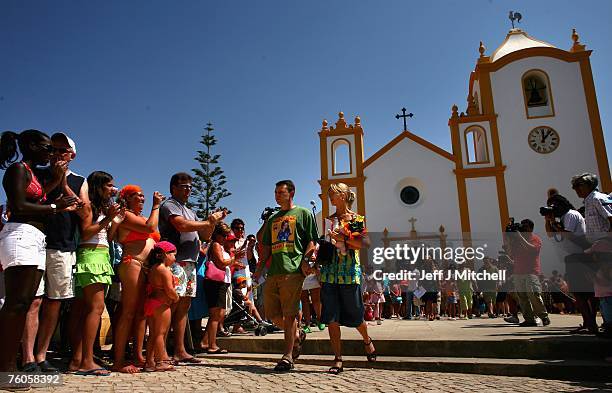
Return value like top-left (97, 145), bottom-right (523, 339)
top-left (155, 361), bottom-right (175, 372)
top-left (328, 357), bottom-right (343, 375)
top-left (292, 329), bottom-right (307, 360)
top-left (273, 355), bottom-right (294, 372)
top-left (364, 337), bottom-right (377, 362)
top-left (207, 348), bottom-right (229, 354)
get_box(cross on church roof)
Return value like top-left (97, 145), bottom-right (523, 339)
top-left (395, 107), bottom-right (413, 132)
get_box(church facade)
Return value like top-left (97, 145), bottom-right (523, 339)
top-left (317, 28), bottom-right (610, 257)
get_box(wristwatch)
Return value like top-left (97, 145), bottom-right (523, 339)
top-left (50, 203), bottom-right (57, 214)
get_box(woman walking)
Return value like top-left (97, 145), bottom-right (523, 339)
top-left (320, 183), bottom-right (376, 374)
top-left (0, 130), bottom-right (78, 375)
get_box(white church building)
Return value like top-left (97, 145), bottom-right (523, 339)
top-left (317, 27), bottom-right (610, 266)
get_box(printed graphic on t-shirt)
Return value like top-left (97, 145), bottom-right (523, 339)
top-left (271, 215), bottom-right (296, 254)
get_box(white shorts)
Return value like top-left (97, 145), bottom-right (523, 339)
top-left (302, 274), bottom-right (321, 291)
top-left (0, 223), bottom-right (46, 271)
top-left (43, 250), bottom-right (76, 299)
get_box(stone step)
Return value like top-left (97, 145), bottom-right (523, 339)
top-left (201, 352), bottom-right (612, 381)
top-left (217, 335), bottom-right (612, 360)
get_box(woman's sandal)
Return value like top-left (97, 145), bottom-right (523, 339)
top-left (328, 357), bottom-right (343, 375)
top-left (155, 361), bottom-right (175, 372)
top-left (364, 337), bottom-right (377, 362)
top-left (273, 355), bottom-right (294, 372)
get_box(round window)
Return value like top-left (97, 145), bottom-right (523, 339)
top-left (400, 186), bottom-right (420, 205)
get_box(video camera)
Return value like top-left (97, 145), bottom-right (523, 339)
top-left (260, 206), bottom-right (280, 222)
top-left (505, 217), bottom-right (521, 232)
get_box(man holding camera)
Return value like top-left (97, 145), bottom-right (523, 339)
top-left (159, 172), bottom-right (226, 363)
top-left (565, 173), bottom-right (612, 334)
top-left (505, 219), bottom-right (550, 327)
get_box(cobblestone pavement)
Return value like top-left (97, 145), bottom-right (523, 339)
top-left (15, 358), bottom-right (610, 393)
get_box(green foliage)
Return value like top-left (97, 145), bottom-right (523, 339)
top-left (190, 123), bottom-right (231, 219)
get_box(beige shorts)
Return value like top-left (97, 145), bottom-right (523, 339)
top-left (43, 250), bottom-right (76, 299)
top-left (263, 273), bottom-right (304, 319)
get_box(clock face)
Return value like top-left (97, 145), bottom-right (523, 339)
top-left (528, 126), bottom-right (559, 154)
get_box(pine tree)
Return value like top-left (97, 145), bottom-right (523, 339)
top-left (190, 122), bottom-right (231, 219)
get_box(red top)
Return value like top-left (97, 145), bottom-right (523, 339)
top-left (123, 230), bottom-right (161, 243)
top-left (511, 233), bottom-right (542, 275)
top-left (22, 162), bottom-right (45, 203)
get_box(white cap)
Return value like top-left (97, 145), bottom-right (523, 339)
top-left (51, 132), bottom-right (76, 155)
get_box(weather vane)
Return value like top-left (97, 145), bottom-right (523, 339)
top-left (509, 11), bottom-right (522, 29)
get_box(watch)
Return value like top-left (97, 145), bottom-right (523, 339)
top-left (50, 203), bottom-right (57, 214)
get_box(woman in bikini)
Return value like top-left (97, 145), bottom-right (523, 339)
top-left (0, 130), bottom-right (78, 376)
top-left (112, 185), bottom-right (164, 373)
top-left (143, 241), bottom-right (179, 372)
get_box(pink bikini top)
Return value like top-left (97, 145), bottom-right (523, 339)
top-left (22, 162), bottom-right (46, 203)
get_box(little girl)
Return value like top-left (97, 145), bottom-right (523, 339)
top-left (143, 241), bottom-right (179, 372)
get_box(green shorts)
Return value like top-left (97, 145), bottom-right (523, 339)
top-left (75, 247), bottom-right (114, 290)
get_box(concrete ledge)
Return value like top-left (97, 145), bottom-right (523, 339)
top-left (201, 352), bottom-right (612, 381)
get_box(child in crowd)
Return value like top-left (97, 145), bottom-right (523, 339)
top-left (390, 283), bottom-right (402, 318)
top-left (143, 241), bottom-right (179, 372)
top-left (446, 279), bottom-right (459, 320)
top-left (457, 264), bottom-right (473, 320)
top-left (364, 272), bottom-right (384, 325)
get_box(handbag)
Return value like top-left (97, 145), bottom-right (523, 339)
top-left (205, 244), bottom-right (227, 282)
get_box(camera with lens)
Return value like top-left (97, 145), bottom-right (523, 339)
top-left (260, 206), bottom-right (280, 222)
top-left (539, 206), bottom-right (555, 216)
top-left (505, 217), bottom-right (521, 232)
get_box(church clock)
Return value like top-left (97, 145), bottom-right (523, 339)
top-left (528, 126), bottom-right (559, 154)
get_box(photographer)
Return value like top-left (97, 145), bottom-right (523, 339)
top-left (504, 219), bottom-right (550, 327)
top-left (543, 194), bottom-right (587, 255)
top-left (565, 173), bottom-right (612, 334)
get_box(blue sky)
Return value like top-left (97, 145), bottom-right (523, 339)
top-left (2, 1), bottom-right (611, 233)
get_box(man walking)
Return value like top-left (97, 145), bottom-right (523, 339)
top-left (254, 180), bottom-right (317, 371)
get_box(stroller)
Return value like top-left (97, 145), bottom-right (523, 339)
top-left (222, 289), bottom-right (275, 336)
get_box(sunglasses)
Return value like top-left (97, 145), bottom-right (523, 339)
top-left (36, 143), bottom-right (53, 152)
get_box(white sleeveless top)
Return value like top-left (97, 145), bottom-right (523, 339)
top-left (222, 250), bottom-right (231, 284)
top-left (80, 214), bottom-right (109, 247)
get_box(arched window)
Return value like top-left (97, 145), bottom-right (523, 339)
top-left (522, 70), bottom-right (554, 118)
top-left (464, 127), bottom-right (489, 164)
top-left (331, 139), bottom-right (351, 175)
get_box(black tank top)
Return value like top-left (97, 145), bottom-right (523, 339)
top-left (42, 171), bottom-right (85, 252)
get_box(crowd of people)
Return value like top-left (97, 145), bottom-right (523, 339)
top-left (0, 130), bottom-right (377, 385)
top-left (0, 129), bottom-right (610, 388)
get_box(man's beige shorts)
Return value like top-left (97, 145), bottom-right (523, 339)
top-left (43, 250), bottom-right (76, 299)
top-left (263, 273), bottom-right (304, 319)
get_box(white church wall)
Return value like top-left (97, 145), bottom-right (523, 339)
top-left (490, 56), bottom-right (599, 234)
top-left (363, 138), bottom-right (461, 235)
top-left (465, 177), bottom-right (503, 256)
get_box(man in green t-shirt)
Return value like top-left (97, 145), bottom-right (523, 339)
top-left (254, 180), bottom-right (317, 371)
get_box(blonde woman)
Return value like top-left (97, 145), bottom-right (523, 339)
top-left (320, 183), bottom-right (376, 374)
